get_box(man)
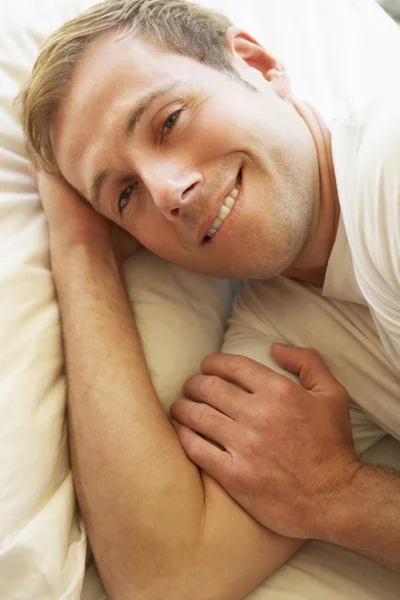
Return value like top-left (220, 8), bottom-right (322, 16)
top-left (19, 0), bottom-right (400, 598)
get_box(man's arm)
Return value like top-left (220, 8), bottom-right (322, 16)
top-left (54, 242), bottom-right (304, 599)
top-left (54, 242), bottom-right (203, 595)
top-left (38, 173), bottom-right (304, 600)
top-left (324, 464), bottom-right (400, 571)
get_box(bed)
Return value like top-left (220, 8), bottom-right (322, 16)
top-left (1, 0), bottom-right (400, 598)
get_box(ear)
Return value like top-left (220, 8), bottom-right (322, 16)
top-left (224, 26), bottom-right (291, 99)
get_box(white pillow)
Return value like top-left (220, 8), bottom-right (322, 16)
top-left (0, 1), bottom-right (236, 598)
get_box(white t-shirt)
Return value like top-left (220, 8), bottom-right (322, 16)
top-left (324, 75), bottom-right (400, 371)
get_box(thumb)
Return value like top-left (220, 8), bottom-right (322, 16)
top-left (271, 343), bottom-right (339, 393)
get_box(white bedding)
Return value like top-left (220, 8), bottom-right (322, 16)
top-left (1, 0), bottom-right (400, 599)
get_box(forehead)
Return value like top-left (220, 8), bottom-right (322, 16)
top-left (72, 29), bottom-right (187, 91)
top-left (51, 31), bottom-right (209, 183)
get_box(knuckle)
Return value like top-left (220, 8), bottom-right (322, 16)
top-left (279, 377), bottom-right (295, 395)
top-left (271, 376), bottom-right (294, 397)
top-left (225, 354), bottom-right (246, 371)
top-left (190, 402), bottom-right (208, 423)
top-left (213, 353), bottom-right (248, 374)
top-left (199, 375), bottom-right (221, 398)
top-left (324, 378), bottom-right (349, 405)
top-left (304, 347), bottom-right (321, 360)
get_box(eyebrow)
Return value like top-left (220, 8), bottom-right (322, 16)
top-left (125, 79), bottom-right (181, 136)
top-left (89, 79), bottom-right (181, 212)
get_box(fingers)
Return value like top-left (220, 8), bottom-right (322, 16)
top-left (200, 353), bottom-right (282, 394)
top-left (182, 373), bottom-right (248, 421)
top-left (271, 344), bottom-right (342, 394)
top-left (28, 163), bottom-right (38, 183)
top-left (36, 172), bottom-right (76, 196)
top-left (173, 422), bottom-right (231, 480)
top-left (170, 398), bottom-right (238, 451)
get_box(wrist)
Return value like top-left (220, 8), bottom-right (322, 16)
top-left (320, 462), bottom-right (372, 544)
top-left (50, 239), bottom-right (120, 279)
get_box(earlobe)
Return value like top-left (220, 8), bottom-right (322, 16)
top-left (224, 26), bottom-right (291, 98)
top-left (266, 63), bottom-right (291, 99)
top-left (266, 61), bottom-right (283, 77)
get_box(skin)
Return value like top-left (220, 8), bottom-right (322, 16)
top-left (51, 26), bottom-right (340, 283)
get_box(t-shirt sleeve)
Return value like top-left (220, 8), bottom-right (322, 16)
top-left (346, 90), bottom-right (400, 368)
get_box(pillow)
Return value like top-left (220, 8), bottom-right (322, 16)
top-left (0, 1), bottom-right (236, 597)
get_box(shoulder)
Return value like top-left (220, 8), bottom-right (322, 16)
top-left (350, 84), bottom-right (400, 296)
top-left (342, 85), bottom-right (400, 366)
top-left (357, 90), bottom-right (400, 194)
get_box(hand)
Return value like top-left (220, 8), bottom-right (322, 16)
top-left (34, 170), bottom-right (140, 261)
top-left (170, 344), bottom-right (361, 540)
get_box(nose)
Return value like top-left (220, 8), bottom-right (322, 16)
top-left (145, 165), bottom-right (203, 221)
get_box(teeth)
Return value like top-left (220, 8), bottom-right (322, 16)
top-left (224, 196), bottom-right (235, 210)
top-left (219, 205), bottom-right (231, 218)
top-left (206, 184), bottom-right (240, 239)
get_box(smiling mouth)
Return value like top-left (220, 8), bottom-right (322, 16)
top-left (202, 169), bottom-right (242, 244)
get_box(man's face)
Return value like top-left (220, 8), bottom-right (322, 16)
top-left (52, 29), bottom-right (319, 278)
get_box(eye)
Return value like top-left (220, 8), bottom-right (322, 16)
top-left (161, 109), bottom-right (182, 139)
top-left (118, 183), bottom-right (136, 216)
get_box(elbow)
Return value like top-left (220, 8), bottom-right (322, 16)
top-left (117, 560), bottom-right (240, 600)
top-left (95, 535), bottom-right (209, 600)
top-left (98, 545), bottom-right (234, 600)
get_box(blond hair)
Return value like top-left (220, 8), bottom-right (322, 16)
top-left (17, 0), bottom-right (237, 174)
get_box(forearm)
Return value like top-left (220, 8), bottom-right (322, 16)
top-left (52, 242), bottom-right (205, 597)
top-left (324, 464), bottom-right (400, 571)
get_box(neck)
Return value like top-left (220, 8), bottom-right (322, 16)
top-left (283, 99), bottom-right (340, 288)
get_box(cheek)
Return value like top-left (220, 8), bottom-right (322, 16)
top-left (130, 210), bottom-right (178, 256)
top-left (193, 99), bottom-right (251, 160)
